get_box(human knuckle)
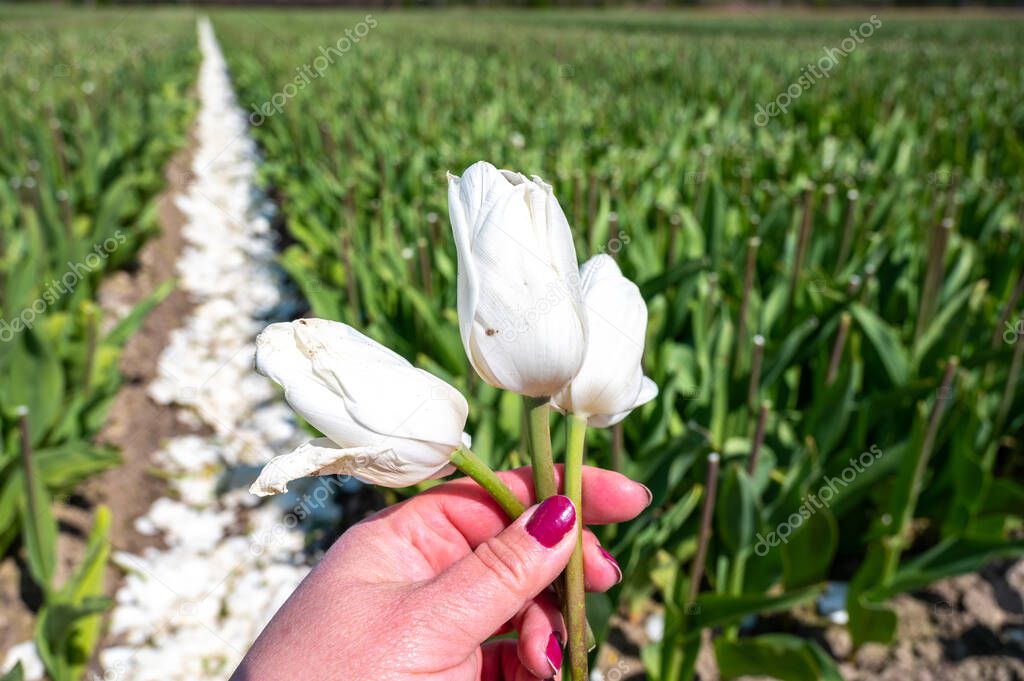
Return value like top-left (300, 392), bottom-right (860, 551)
top-left (475, 537), bottom-right (531, 594)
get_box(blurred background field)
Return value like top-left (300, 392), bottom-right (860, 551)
top-left (1, 5), bottom-right (1023, 680)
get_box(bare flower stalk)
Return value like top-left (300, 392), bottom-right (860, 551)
top-left (914, 217), bottom-right (954, 341)
top-left (826, 313), bottom-right (852, 387)
top-left (341, 228), bottom-right (361, 323)
top-left (847, 274), bottom-right (862, 298)
top-left (786, 186), bottom-right (815, 313)
top-left (49, 112), bottom-right (71, 195)
top-left (943, 168), bottom-right (959, 222)
top-left (835, 188), bottom-right (859, 272)
top-left (586, 172), bottom-right (598, 248)
top-left (734, 236), bottom-right (761, 377)
top-left (318, 123), bottom-right (336, 171)
top-left (860, 264), bottom-right (876, 305)
top-left (59, 191), bottom-right (73, 241)
top-left (821, 183), bottom-right (836, 223)
top-left (608, 211), bottom-right (619, 261)
top-left (748, 402), bottom-right (769, 476)
top-left (863, 197), bottom-right (877, 233)
top-left (689, 452), bottom-right (721, 603)
top-left (693, 163), bottom-right (707, 223)
top-left (573, 170), bottom-right (583, 229)
top-left (417, 238), bottom-right (433, 297)
top-left (667, 213), bottom-right (681, 267)
top-left (747, 335), bottom-right (765, 411)
top-left (344, 182), bottom-right (357, 224)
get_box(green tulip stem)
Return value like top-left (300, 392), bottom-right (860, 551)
top-left (521, 397), bottom-right (596, 658)
top-left (565, 413), bottom-right (589, 681)
top-left (450, 447), bottom-right (525, 520)
top-left (523, 397), bottom-right (558, 500)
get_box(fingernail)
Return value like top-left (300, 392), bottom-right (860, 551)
top-left (545, 631), bottom-right (563, 675)
top-left (599, 546), bottom-right (623, 584)
top-left (640, 484), bottom-right (653, 507)
top-left (526, 495), bottom-right (576, 548)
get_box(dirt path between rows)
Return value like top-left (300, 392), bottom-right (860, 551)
top-left (87, 135), bottom-right (200, 560)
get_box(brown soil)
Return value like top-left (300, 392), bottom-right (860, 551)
top-left (599, 558), bottom-right (1024, 680)
top-left (0, 135), bottom-right (199, 659)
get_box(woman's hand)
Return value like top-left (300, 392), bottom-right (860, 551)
top-left (231, 465), bottom-right (651, 681)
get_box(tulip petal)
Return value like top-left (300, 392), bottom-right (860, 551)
top-left (255, 319), bottom-right (468, 483)
top-left (250, 437), bottom-right (455, 495)
top-left (249, 439), bottom-right (391, 495)
top-left (588, 378), bottom-right (657, 428)
top-left (448, 169), bottom-right (480, 367)
top-left (449, 161), bottom-right (586, 396)
top-left (297, 328), bottom-right (468, 449)
top-left (637, 375), bottom-right (659, 405)
top-left (554, 255), bottom-right (659, 426)
top-left (257, 321), bottom-right (384, 448)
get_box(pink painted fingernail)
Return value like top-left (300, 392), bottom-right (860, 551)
top-left (600, 546), bottom-right (623, 583)
top-left (545, 631), bottom-right (563, 675)
top-left (640, 484), bottom-right (653, 507)
top-left (525, 496), bottom-right (576, 548)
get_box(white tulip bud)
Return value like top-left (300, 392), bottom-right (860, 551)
top-left (448, 161), bottom-right (586, 397)
top-left (249, 318), bottom-right (468, 494)
top-left (553, 255), bottom-right (657, 427)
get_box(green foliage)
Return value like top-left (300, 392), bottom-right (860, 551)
top-left (2, 8), bottom-right (1018, 680)
top-left (715, 635), bottom-right (842, 681)
top-left (35, 507), bottom-right (113, 681)
top-left (0, 11), bottom-right (196, 679)
top-left (0, 663), bottom-right (24, 681)
top-left (217, 10), bottom-right (1024, 677)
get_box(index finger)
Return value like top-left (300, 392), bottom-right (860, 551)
top-left (409, 464), bottom-right (651, 548)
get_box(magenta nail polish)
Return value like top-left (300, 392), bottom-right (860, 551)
top-left (599, 546), bottom-right (623, 583)
top-left (526, 495), bottom-right (575, 548)
top-left (545, 631), bottom-right (563, 674)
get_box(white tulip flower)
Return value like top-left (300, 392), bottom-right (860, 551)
top-left (249, 318), bottom-right (469, 494)
top-left (553, 255), bottom-right (658, 427)
top-left (448, 161), bottom-right (587, 397)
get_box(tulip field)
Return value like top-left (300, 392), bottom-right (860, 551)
top-left (1, 9), bottom-right (196, 681)
top-left (3, 6), bottom-right (1024, 681)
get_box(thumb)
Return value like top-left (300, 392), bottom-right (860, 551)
top-left (414, 495), bottom-right (578, 653)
